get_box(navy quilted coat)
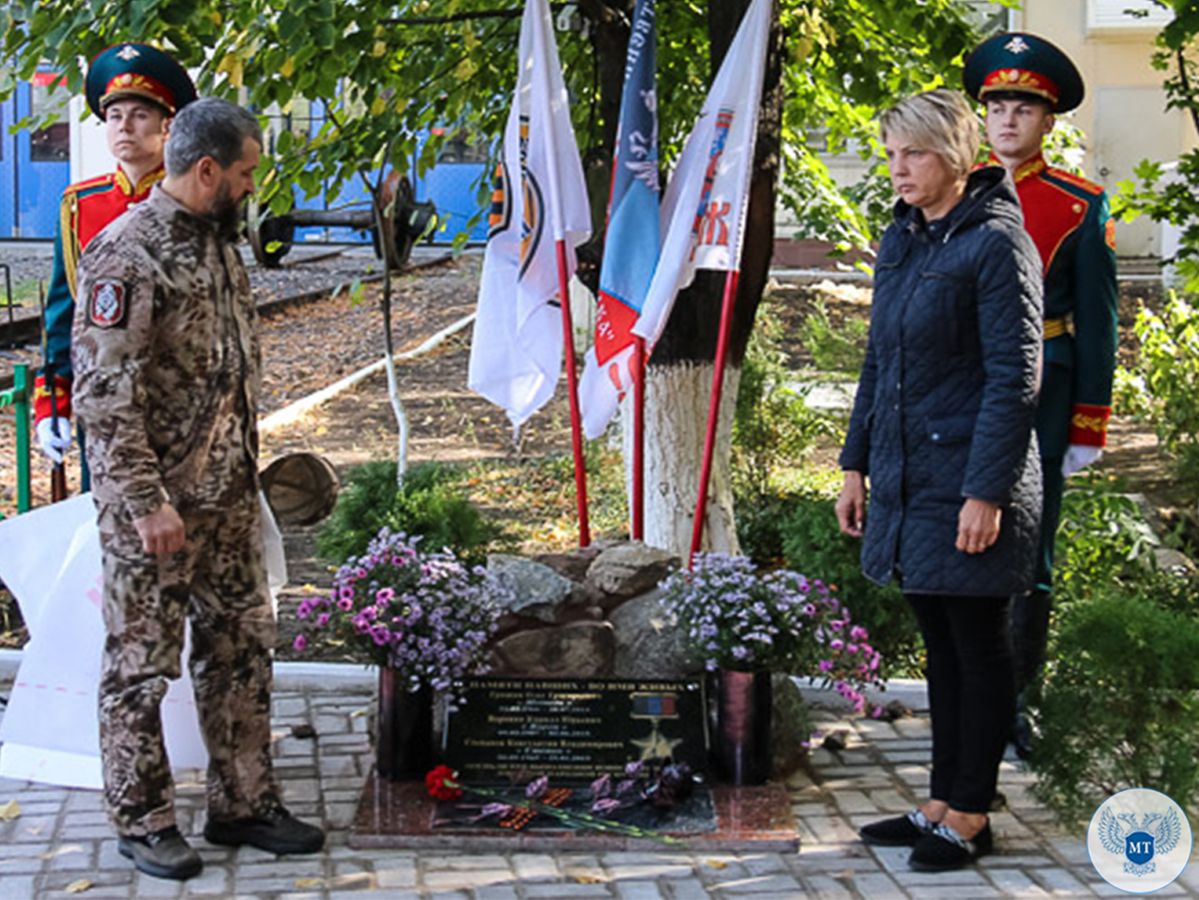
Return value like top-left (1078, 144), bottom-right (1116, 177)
top-left (839, 166), bottom-right (1043, 596)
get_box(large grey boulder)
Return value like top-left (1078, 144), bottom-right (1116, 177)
top-left (608, 588), bottom-right (695, 679)
top-left (487, 554), bottom-right (577, 623)
top-left (586, 542), bottom-right (679, 598)
top-left (488, 621), bottom-right (616, 677)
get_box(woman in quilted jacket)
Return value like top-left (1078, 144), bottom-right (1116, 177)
top-left (835, 89), bottom-right (1043, 872)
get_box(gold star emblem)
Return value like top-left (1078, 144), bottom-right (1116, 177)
top-left (116, 45), bottom-right (141, 61)
top-left (631, 730), bottom-right (683, 761)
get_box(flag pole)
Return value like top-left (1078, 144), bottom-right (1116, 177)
top-left (556, 239), bottom-right (591, 547)
top-left (631, 336), bottom-right (646, 541)
top-left (688, 268), bottom-right (740, 566)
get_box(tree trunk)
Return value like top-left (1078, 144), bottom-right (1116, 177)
top-left (638, 1), bottom-right (783, 557)
top-left (624, 362), bottom-right (741, 554)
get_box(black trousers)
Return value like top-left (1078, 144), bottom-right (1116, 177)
top-left (907, 593), bottom-right (1015, 814)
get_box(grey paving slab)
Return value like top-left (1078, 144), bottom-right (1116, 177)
top-left (0, 680), bottom-right (1170, 899)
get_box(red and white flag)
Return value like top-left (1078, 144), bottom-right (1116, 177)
top-left (468, 0), bottom-right (592, 429)
top-left (632, 0), bottom-right (771, 346)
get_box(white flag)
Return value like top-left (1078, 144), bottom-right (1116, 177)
top-left (468, 0), bottom-right (592, 429)
top-left (632, 0), bottom-right (771, 346)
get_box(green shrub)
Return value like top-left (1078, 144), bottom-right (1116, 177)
top-left (733, 296), bottom-right (843, 565)
top-left (733, 304), bottom-right (843, 507)
top-left (1052, 479), bottom-right (1162, 603)
top-left (315, 460), bottom-right (505, 567)
top-left (1030, 590), bottom-right (1199, 826)
top-left (777, 492), bottom-right (923, 680)
top-left (797, 298), bottom-right (868, 374)
top-left (1126, 293), bottom-right (1199, 500)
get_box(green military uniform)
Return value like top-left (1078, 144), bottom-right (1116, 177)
top-left (35, 43), bottom-right (195, 489)
top-left (965, 33), bottom-right (1119, 703)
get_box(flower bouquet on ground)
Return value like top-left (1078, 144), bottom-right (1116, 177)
top-left (658, 552), bottom-right (885, 713)
top-left (294, 528), bottom-right (511, 778)
top-left (659, 553), bottom-right (885, 783)
top-left (294, 527), bottom-right (509, 692)
top-left (425, 760), bottom-right (697, 843)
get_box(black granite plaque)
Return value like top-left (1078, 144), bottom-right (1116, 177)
top-left (443, 677), bottom-right (708, 782)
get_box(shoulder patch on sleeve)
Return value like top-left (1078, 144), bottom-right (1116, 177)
top-left (88, 279), bottom-right (129, 329)
top-left (1105, 217), bottom-right (1117, 252)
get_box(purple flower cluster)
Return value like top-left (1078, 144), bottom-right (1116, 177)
top-left (659, 553), bottom-right (885, 715)
top-left (292, 528), bottom-right (509, 695)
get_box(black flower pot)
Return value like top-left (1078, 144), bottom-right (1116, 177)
top-left (376, 667), bottom-right (434, 781)
top-left (713, 669), bottom-right (773, 785)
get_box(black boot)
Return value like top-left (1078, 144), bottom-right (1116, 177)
top-left (117, 826), bottom-right (203, 880)
top-left (205, 804), bottom-right (325, 855)
top-left (1010, 589), bottom-right (1052, 758)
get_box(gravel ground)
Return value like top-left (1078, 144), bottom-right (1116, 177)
top-left (0, 239), bottom-right (450, 317)
top-left (0, 248), bottom-right (475, 518)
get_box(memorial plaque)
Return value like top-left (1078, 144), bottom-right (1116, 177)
top-left (443, 677), bottom-right (708, 782)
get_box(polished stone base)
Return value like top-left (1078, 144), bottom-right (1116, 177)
top-left (348, 770), bottom-right (800, 852)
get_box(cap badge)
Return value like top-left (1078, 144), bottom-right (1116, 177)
top-left (116, 45), bottom-right (141, 61)
top-left (1004, 36), bottom-right (1031, 55)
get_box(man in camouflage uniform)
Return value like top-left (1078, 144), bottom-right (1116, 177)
top-left (72, 98), bottom-right (323, 881)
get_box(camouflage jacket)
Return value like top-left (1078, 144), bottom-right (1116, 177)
top-left (72, 185), bottom-right (260, 519)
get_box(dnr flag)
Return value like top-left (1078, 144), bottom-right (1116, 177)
top-left (468, 0), bottom-right (592, 429)
top-left (632, 0), bottom-right (771, 346)
top-left (578, 0), bottom-right (659, 439)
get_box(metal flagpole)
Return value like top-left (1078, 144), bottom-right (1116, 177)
top-left (688, 269), bottom-right (740, 566)
top-left (631, 336), bottom-right (646, 541)
top-left (556, 239), bottom-right (591, 547)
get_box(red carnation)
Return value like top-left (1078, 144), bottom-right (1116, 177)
top-left (425, 765), bottom-right (462, 801)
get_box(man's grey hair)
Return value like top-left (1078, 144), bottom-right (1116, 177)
top-left (880, 89), bottom-right (981, 179)
top-left (165, 97), bottom-right (263, 176)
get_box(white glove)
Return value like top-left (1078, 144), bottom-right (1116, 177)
top-left (1061, 444), bottom-right (1102, 478)
top-left (36, 417), bottom-right (73, 465)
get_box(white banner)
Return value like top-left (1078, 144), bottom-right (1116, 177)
top-left (0, 494), bottom-right (286, 788)
top-left (468, 0), bottom-right (592, 429)
top-left (632, 0), bottom-right (771, 346)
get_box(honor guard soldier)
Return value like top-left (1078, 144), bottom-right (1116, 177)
top-left (33, 43), bottom-right (196, 487)
top-left (964, 33), bottom-right (1119, 756)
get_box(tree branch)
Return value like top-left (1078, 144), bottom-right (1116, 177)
top-left (382, 3), bottom-right (570, 26)
top-left (1177, 47), bottom-right (1199, 138)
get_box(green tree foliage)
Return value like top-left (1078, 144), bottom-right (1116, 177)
top-left (3, 0), bottom-right (983, 253)
top-left (1109, 1), bottom-right (1199, 289)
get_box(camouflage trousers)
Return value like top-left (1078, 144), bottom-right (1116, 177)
top-left (96, 499), bottom-right (280, 836)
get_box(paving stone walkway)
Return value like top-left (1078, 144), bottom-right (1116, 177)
top-left (1, 682), bottom-right (1196, 899)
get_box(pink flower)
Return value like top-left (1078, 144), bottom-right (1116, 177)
top-left (315, 612), bottom-right (330, 627)
top-left (376, 587), bottom-right (396, 603)
top-left (830, 638), bottom-right (844, 651)
top-left (337, 597), bottom-right (353, 612)
top-left (292, 634), bottom-right (308, 652)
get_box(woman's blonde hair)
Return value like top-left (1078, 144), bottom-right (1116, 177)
top-left (880, 89), bottom-right (980, 178)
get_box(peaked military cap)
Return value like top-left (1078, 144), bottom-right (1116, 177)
top-left (963, 32), bottom-right (1084, 113)
top-left (85, 43), bottom-right (197, 118)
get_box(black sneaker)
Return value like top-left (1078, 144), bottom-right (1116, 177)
top-left (204, 805), bottom-right (325, 855)
top-left (860, 808), bottom-right (936, 846)
top-left (117, 826), bottom-right (203, 880)
top-left (909, 820), bottom-right (993, 871)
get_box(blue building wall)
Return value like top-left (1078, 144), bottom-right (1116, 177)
top-left (3, 77), bottom-right (491, 244)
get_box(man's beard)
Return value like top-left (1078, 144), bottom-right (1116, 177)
top-left (210, 180), bottom-right (245, 242)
